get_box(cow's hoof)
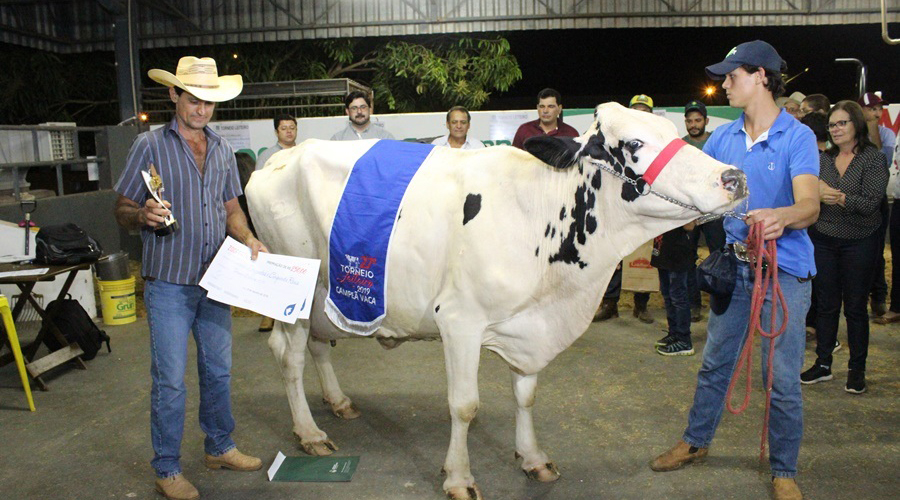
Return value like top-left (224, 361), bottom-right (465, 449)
top-left (524, 462), bottom-right (560, 482)
top-left (294, 434), bottom-right (338, 456)
top-left (324, 398), bottom-right (361, 420)
top-left (446, 485), bottom-right (483, 500)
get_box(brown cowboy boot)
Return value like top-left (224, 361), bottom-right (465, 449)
top-left (649, 440), bottom-right (708, 472)
top-left (205, 448), bottom-right (263, 471)
top-left (773, 478), bottom-right (803, 500)
top-left (155, 473), bottom-right (200, 500)
top-left (593, 299), bottom-right (619, 322)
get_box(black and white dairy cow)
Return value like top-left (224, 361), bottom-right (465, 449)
top-left (245, 102), bottom-right (747, 499)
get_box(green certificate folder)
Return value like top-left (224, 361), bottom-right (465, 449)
top-left (267, 451), bottom-right (360, 482)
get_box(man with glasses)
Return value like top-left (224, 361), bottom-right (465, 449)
top-left (330, 91), bottom-right (395, 141)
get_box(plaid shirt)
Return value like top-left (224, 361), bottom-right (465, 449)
top-left (115, 118), bottom-right (241, 285)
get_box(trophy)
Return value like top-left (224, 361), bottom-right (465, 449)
top-left (141, 163), bottom-right (179, 237)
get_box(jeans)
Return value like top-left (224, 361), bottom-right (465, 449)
top-left (658, 269), bottom-right (691, 342)
top-left (868, 196), bottom-right (889, 304)
top-left (688, 220), bottom-right (726, 308)
top-left (145, 280), bottom-right (236, 478)
top-left (682, 262), bottom-right (810, 478)
top-left (889, 202), bottom-right (900, 313)
top-left (810, 229), bottom-right (880, 372)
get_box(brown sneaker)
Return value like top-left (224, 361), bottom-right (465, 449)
top-left (205, 448), bottom-right (263, 471)
top-left (773, 478), bottom-right (803, 500)
top-left (593, 299), bottom-right (619, 322)
top-left (155, 474), bottom-right (199, 500)
top-left (649, 440), bottom-right (708, 472)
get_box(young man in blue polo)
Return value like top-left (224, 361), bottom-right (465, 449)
top-left (649, 41), bottom-right (819, 500)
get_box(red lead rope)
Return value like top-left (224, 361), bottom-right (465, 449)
top-left (724, 221), bottom-right (789, 462)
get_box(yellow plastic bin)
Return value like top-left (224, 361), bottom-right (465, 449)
top-left (97, 276), bottom-right (136, 325)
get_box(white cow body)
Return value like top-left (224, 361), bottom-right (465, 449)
top-left (246, 102), bottom-right (747, 499)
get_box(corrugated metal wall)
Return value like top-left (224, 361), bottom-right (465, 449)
top-left (1, 0), bottom-right (896, 53)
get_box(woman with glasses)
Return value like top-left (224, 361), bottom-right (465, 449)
top-left (800, 100), bottom-right (888, 394)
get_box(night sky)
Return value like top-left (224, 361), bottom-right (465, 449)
top-left (488, 24), bottom-right (900, 111)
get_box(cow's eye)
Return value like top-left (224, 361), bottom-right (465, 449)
top-left (626, 140), bottom-right (643, 152)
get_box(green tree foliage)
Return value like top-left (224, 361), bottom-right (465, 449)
top-left (369, 37), bottom-right (521, 113)
top-left (2, 35), bottom-right (521, 124)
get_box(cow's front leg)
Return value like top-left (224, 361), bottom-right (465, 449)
top-left (440, 332), bottom-right (483, 500)
top-left (268, 323), bottom-right (337, 456)
top-left (307, 337), bottom-right (360, 419)
top-left (511, 371), bottom-right (559, 482)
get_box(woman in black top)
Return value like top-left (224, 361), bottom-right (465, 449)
top-left (800, 101), bottom-right (888, 394)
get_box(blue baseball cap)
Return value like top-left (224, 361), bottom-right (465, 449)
top-left (705, 40), bottom-right (785, 80)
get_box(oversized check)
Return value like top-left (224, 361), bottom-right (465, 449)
top-left (200, 236), bottom-right (320, 323)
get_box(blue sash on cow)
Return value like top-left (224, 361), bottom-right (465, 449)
top-left (325, 140), bottom-right (436, 335)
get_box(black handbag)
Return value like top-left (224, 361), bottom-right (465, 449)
top-left (35, 223), bottom-right (102, 265)
top-left (696, 246), bottom-right (737, 315)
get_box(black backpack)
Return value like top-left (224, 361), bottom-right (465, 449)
top-left (41, 298), bottom-right (111, 361)
top-left (35, 223), bottom-right (102, 265)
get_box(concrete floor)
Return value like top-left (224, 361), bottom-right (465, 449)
top-left (1, 310), bottom-right (897, 500)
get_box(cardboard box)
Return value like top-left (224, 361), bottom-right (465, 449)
top-left (622, 240), bottom-right (659, 293)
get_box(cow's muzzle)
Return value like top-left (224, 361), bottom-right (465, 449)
top-left (721, 168), bottom-right (748, 200)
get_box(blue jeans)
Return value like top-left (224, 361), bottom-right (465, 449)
top-left (145, 280), bottom-right (236, 478)
top-left (682, 262), bottom-right (810, 478)
top-left (658, 269), bottom-right (691, 342)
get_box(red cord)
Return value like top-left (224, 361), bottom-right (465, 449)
top-left (724, 222), bottom-right (789, 462)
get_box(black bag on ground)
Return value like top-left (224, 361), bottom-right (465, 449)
top-left (696, 246), bottom-right (737, 315)
top-left (41, 298), bottom-right (110, 361)
top-left (35, 223), bottom-right (102, 265)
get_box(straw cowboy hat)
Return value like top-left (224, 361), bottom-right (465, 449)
top-left (148, 56), bottom-right (243, 103)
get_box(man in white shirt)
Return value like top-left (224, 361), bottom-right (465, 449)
top-left (431, 106), bottom-right (485, 150)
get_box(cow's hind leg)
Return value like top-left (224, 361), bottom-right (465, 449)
top-left (268, 322), bottom-right (338, 456)
top-left (307, 337), bottom-right (360, 419)
top-left (440, 332), bottom-right (484, 500)
top-left (511, 371), bottom-right (560, 482)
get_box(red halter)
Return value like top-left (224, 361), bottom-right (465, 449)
top-left (641, 138), bottom-right (688, 186)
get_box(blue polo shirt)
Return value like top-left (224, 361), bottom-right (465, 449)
top-left (115, 118), bottom-right (242, 285)
top-left (703, 109), bottom-right (819, 278)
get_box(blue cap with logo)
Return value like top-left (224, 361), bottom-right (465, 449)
top-left (685, 100), bottom-right (707, 118)
top-left (705, 40), bottom-right (785, 80)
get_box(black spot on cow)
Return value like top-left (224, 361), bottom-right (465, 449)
top-left (535, 246), bottom-right (540, 257)
top-left (523, 135), bottom-right (581, 168)
top-left (620, 166), bottom-right (644, 202)
top-left (397, 209), bottom-right (402, 221)
top-left (586, 215), bottom-right (597, 234)
top-left (612, 141), bottom-right (628, 166)
top-left (435, 305), bottom-right (440, 313)
top-left (549, 182), bottom-right (596, 269)
top-left (591, 172), bottom-right (602, 190)
top-left (462, 194), bottom-right (482, 225)
top-left (544, 223), bottom-right (551, 237)
top-left (559, 207), bottom-right (566, 220)
top-left (551, 227), bottom-right (556, 238)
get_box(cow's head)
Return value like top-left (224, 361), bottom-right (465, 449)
top-left (524, 102), bottom-right (747, 217)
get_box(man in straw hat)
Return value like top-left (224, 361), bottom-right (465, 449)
top-left (113, 56), bottom-right (267, 500)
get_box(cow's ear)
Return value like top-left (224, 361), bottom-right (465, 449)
top-left (523, 135), bottom-right (581, 169)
